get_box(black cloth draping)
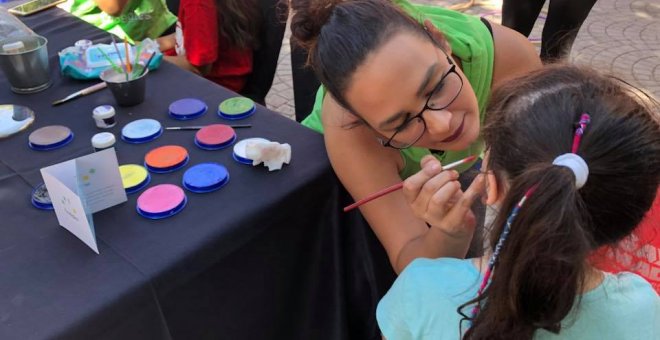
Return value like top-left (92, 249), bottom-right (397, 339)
top-left (0, 6), bottom-right (395, 340)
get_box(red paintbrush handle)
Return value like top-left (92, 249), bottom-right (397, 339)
top-left (343, 182), bottom-right (404, 212)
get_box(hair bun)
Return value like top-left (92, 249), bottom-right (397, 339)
top-left (290, 0), bottom-right (342, 49)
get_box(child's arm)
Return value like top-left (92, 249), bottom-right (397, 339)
top-left (163, 55), bottom-right (212, 75)
top-left (157, 34), bottom-right (176, 52)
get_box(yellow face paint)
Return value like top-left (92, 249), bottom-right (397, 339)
top-left (119, 164), bottom-right (149, 190)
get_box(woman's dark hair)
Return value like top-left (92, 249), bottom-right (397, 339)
top-left (459, 64), bottom-right (660, 339)
top-left (216, 0), bottom-right (260, 49)
top-left (290, 0), bottom-right (436, 112)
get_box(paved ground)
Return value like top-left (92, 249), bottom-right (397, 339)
top-left (265, 0), bottom-right (659, 120)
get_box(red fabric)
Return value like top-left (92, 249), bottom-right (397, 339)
top-left (591, 188), bottom-right (660, 293)
top-left (176, 0), bottom-right (253, 92)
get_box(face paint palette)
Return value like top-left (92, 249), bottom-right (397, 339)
top-left (182, 163), bottom-right (229, 193)
top-left (218, 97), bottom-right (255, 120)
top-left (232, 137), bottom-right (270, 165)
top-left (169, 98), bottom-right (208, 120)
top-left (194, 124), bottom-right (236, 150)
top-left (121, 118), bottom-right (163, 143)
top-left (0, 105), bottom-right (35, 138)
top-left (31, 183), bottom-right (53, 210)
top-left (28, 125), bottom-right (74, 151)
top-left (136, 184), bottom-right (187, 219)
top-left (119, 164), bottom-right (151, 194)
top-left (144, 145), bottom-right (189, 173)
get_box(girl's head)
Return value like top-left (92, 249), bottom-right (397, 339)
top-left (463, 64), bottom-right (660, 339)
top-left (290, 0), bottom-right (480, 151)
top-left (216, 0), bottom-right (260, 49)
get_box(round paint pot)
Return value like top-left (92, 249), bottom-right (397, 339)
top-left (93, 105), bottom-right (117, 129)
top-left (136, 184), bottom-right (187, 219)
top-left (31, 183), bottom-right (53, 210)
top-left (232, 137), bottom-right (270, 165)
top-left (194, 124), bottom-right (236, 150)
top-left (121, 118), bottom-right (162, 143)
top-left (182, 163), bottom-right (229, 193)
top-left (91, 132), bottom-right (116, 151)
top-left (218, 97), bottom-right (255, 120)
top-left (119, 164), bottom-right (151, 194)
top-left (169, 98), bottom-right (208, 120)
top-left (28, 125), bottom-right (74, 151)
top-left (144, 145), bottom-right (189, 173)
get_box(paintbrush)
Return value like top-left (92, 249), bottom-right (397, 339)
top-left (52, 82), bottom-right (108, 106)
top-left (110, 34), bottom-right (128, 81)
top-left (343, 155), bottom-right (478, 212)
top-left (138, 51), bottom-right (156, 77)
top-left (123, 37), bottom-right (132, 75)
top-left (166, 124), bottom-right (252, 130)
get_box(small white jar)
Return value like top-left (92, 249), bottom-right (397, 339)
top-left (93, 105), bottom-right (116, 128)
top-left (91, 132), bottom-right (116, 151)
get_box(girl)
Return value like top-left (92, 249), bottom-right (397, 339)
top-left (158, 0), bottom-right (259, 92)
top-left (377, 65), bottom-right (660, 339)
top-left (290, 0), bottom-right (542, 273)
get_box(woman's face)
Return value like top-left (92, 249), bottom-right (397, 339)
top-left (343, 31), bottom-right (480, 151)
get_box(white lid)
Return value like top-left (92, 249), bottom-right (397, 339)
top-left (2, 41), bottom-right (25, 53)
top-left (92, 132), bottom-right (116, 149)
top-left (93, 105), bottom-right (116, 119)
top-left (75, 39), bottom-right (93, 48)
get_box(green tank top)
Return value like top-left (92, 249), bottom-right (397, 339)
top-left (302, 0), bottom-right (494, 178)
top-left (61, 0), bottom-right (177, 43)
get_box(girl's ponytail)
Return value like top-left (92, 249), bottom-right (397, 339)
top-left (462, 164), bottom-right (592, 339)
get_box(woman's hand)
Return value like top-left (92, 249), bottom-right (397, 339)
top-left (402, 155), bottom-right (485, 240)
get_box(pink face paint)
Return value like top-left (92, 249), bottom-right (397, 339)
top-left (136, 184), bottom-right (187, 219)
top-left (194, 124), bottom-right (236, 150)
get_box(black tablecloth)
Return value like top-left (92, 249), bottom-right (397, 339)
top-left (0, 7), bottom-right (395, 340)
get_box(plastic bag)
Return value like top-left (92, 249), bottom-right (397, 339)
top-left (58, 38), bottom-right (163, 80)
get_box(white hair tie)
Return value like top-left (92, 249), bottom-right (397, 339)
top-left (552, 153), bottom-right (589, 189)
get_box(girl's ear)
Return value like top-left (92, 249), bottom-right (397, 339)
top-left (485, 171), bottom-right (500, 205)
top-left (423, 19), bottom-right (452, 54)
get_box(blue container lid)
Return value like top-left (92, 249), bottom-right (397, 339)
top-left (195, 134), bottom-right (236, 150)
top-left (31, 183), bottom-right (53, 210)
top-left (119, 164), bottom-right (151, 194)
top-left (218, 106), bottom-right (255, 120)
top-left (182, 163), bottom-right (230, 193)
top-left (145, 155), bottom-right (189, 174)
top-left (28, 125), bottom-right (74, 151)
top-left (169, 98), bottom-right (208, 120)
top-left (121, 119), bottom-right (163, 143)
top-left (232, 137), bottom-right (270, 165)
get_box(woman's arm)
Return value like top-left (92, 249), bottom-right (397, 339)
top-left (94, 0), bottom-right (130, 16)
top-left (157, 33), bottom-right (176, 52)
top-left (489, 22), bottom-right (543, 87)
top-left (322, 95), bottom-right (479, 274)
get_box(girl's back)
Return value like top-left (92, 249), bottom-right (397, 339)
top-left (378, 258), bottom-right (659, 339)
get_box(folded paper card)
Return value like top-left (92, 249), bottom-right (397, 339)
top-left (40, 148), bottom-right (127, 253)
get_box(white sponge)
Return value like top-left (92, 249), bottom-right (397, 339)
top-left (245, 141), bottom-right (291, 171)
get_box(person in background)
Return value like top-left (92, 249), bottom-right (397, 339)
top-left (60, 0), bottom-right (177, 42)
top-left (157, 0), bottom-right (260, 93)
top-left (502, 0), bottom-right (598, 62)
top-left (377, 64), bottom-right (660, 340)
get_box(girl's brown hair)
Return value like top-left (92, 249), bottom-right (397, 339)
top-left (216, 0), bottom-right (260, 49)
top-left (460, 64), bottom-right (660, 339)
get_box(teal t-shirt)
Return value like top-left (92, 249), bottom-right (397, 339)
top-left (377, 258), bottom-right (660, 340)
top-left (301, 0), bottom-right (494, 177)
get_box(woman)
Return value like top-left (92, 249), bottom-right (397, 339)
top-left (290, 0), bottom-right (541, 273)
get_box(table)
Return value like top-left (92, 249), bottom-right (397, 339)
top-left (0, 6), bottom-right (396, 340)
